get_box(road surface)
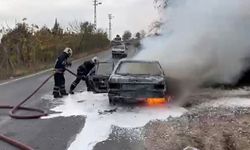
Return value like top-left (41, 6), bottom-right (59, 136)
top-left (0, 47), bottom-right (141, 150)
top-left (1, 47), bottom-right (248, 150)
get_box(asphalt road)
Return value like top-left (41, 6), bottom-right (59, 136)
top-left (0, 47), bottom-right (139, 150)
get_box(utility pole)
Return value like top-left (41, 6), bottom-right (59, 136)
top-left (93, 0), bottom-right (102, 29)
top-left (108, 14), bottom-right (114, 40)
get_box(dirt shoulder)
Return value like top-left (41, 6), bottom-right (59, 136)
top-left (144, 88), bottom-right (250, 150)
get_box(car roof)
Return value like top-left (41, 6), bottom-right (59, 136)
top-left (117, 59), bottom-right (160, 64)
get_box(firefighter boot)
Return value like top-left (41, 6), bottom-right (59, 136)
top-left (53, 92), bottom-right (63, 98)
top-left (69, 85), bottom-right (74, 94)
top-left (69, 83), bottom-right (77, 94)
top-left (69, 90), bottom-right (74, 94)
top-left (60, 86), bottom-right (68, 96)
top-left (53, 86), bottom-right (63, 98)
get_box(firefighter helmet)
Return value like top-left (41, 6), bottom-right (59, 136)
top-left (64, 47), bottom-right (73, 57)
top-left (92, 56), bottom-right (99, 64)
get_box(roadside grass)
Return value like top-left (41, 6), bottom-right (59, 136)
top-left (0, 48), bottom-right (108, 81)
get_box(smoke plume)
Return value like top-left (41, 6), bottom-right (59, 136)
top-left (135, 0), bottom-right (250, 87)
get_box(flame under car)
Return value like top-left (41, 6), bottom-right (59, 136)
top-left (108, 59), bottom-right (169, 105)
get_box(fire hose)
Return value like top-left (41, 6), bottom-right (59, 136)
top-left (65, 68), bottom-right (78, 77)
top-left (0, 68), bottom-right (81, 150)
top-left (65, 68), bottom-right (87, 80)
top-left (0, 72), bottom-right (54, 150)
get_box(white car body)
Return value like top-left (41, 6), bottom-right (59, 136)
top-left (112, 44), bottom-right (127, 58)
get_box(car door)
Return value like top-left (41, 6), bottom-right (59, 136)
top-left (87, 61), bottom-right (115, 93)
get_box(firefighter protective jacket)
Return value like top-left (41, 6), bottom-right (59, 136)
top-left (55, 52), bottom-right (70, 73)
top-left (77, 60), bottom-right (95, 76)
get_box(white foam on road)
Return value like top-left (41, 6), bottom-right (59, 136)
top-left (209, 87), bottom-right (250, 97)
top-left (198, 88), bottom-right (250, 108)
top-left (223, 88), bottom-right (250, 97)
top-left (207, 97), bottom-right (250, 108)
top-left (43, 92), bottom-right (187, 150)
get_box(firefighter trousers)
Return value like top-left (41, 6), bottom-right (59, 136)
top-left (53, 72), bottom-right (67, 96)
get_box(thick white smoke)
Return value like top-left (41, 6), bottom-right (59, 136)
top-left (135, 0), bottom-right (250, 86)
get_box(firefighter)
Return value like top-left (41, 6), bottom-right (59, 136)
top-left (69, 56), bottom-right (99, 94)
top-left (53, 47), bottom-right (73, 98)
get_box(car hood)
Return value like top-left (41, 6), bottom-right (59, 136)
top-left (90, 74), bottom-right (110, 78)
top-left (109, 74), bottom-right (165, 83)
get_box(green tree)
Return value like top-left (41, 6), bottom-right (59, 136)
top-left (140, 30), bottom-right (146, 38)
top-left (80, 22), bottom-right (95, 34)
top-left (52, 19), bottom-right (63, 35)
top-left (135, 32), bottom-right (141, 39)
top-left (0, 20), bottom-right (110, 80)
top-left (122, 30), bottom-right (132, 41)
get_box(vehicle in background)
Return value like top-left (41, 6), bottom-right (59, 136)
top-left (114, 34), bottom-right (122, 41)
top-left (111, 40), bottom-right (122, 47)
top-left (87, 61), bottom-right (114, 93)
top-left (112, 44), bottom-right (127, 59)
top-left (111, 34), bottom-right (122, 47)
top-left (108, 59), bottom-right (169, 105)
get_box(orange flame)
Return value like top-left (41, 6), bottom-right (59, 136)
top-left (146, 98), bottom-right (168, 105)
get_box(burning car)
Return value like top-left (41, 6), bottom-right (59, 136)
top-left (108, 59), bottom-right (169, 105)
top-left (87, 61), bottom-right (114, 93)
top-left (112, 44), bottom-right (127, 59)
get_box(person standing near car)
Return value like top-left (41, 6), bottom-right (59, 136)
top-left (69, 56), bottom-right (99, 94)
top-left (53, 47), bottom-right (73, 98)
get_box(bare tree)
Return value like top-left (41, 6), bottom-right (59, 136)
top-left (140, 30), bottom-right (146, 38)
top-left (154, 0), bottom-right (170, 9)
top-left (68, 20), bottom-right (81, 33)
top-left (148, 21), bottom-right (164, 35)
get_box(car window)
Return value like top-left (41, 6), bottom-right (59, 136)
top-left (115, 62), bottom-right (163, 76)
top-left (96, 62), bottom-right (114, 75)
top-left (113, 45), bottom-right (125, 49)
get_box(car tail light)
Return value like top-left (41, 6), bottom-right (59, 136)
top-left (109, 83), bottom-right (120, 89)
top-left (154, 84), bottom-right (165, 89)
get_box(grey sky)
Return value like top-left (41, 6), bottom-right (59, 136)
top-left (0, 0), bottom-right (159, 38)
